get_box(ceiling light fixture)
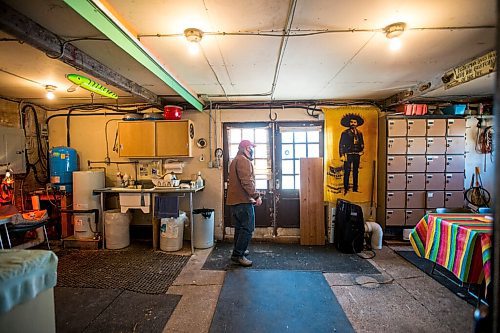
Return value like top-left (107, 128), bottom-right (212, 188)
top-left (184, 28), bottom-right (203, 55)
top-left (45, 85), bottom-right (57, 100)
top-left (384, 22), bottom-right (406, 51)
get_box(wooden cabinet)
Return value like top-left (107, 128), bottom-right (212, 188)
top-left (118, 120), bottom-right (194, 157)
top-left (118, 121), bottom-right (155, 157)
top-left (156, 120), bottom-right (194, 157)
top-left (377, 115), bottom-right (466, 228)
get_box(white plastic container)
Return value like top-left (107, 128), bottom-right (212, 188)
top-left (119, 192), bottom-right (151, 213)
top-left (74, 213), bottom-right (97, 239)
top-left (193, 209), bottom-right (214, 249)
top-left (160, 211), bottom-right (187, 252)
top-left (104, 209), bottom-right (132, 249)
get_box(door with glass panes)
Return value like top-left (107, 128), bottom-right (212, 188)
top-left (275, 123), bottom-right (323, 228)
top-left (223, 122), bottom-right (323, 233)
top-left (223, 123), bottom-right (273, 228)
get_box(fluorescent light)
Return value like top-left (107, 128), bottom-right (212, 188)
top-left (389, 37), bottom-right (402, 51)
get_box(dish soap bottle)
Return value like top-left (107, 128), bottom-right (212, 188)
top-left (196, 171), bottom-right (204, 188)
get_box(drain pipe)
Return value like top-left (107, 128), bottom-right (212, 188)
top-left (365, 221), bottom-right (383, 250)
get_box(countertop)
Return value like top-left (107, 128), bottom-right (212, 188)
top-left (93, 186), bottom-right (204, 194)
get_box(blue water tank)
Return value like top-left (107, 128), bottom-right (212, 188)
top-left (49, 146), bottom-right (78, 192)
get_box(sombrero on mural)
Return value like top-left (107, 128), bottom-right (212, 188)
top-left (340, 113), bottom-right (364, 127)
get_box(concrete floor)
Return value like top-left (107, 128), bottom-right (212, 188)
top-left (163, 245), bottom-right (474, 333)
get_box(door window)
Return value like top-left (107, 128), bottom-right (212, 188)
top-left (280, 128), bottom-right (321, 190)
top-left (227, 127), bottom-right (271, 190)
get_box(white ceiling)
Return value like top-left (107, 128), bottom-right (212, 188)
top-left (0, 0), bottom-right (496, 108)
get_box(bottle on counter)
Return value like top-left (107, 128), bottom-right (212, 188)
top-left (196, 171), bottom-right (204, 188)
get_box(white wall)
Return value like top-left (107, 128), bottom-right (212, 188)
top-left (465, 116), bottom-right (495, 208)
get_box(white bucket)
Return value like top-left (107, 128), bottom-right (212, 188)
top-left (105, 209), bottom-right (132, 249)
top-left (160, 211), bottom-right (187, 252)
top-left (402, 228), bottom-right (412, 241)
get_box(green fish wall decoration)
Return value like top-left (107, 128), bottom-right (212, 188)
top-left (66, 74), bottom-right (118, 99)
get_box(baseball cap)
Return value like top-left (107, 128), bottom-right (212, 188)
top-left (238, 140), bottom-right (256, 149)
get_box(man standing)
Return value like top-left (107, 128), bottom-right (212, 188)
top-left (226, 139), bottom-right (262, 267)
top-left (339, 114), bottom-right (364, 195)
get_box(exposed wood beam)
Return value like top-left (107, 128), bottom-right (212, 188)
top-left (0, 1), bottom-right (160, 105)
top-left (383, 50), bottom-right (496, 107)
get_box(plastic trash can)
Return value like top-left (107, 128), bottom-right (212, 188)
top-left (160, 211), bottom-right (187, 252)
top-left (193, 208), bottom-right (214, 249)
top-left (104, 209), bottom-right (132, 249)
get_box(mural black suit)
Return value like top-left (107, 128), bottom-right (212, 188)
top-left (339, 114), bottom-right (364, 194)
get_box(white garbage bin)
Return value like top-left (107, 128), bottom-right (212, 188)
top-left (160, 211), bottom-right (187, 252)
top-left (104, 209), bottom-right (132, 249)
top-left (193, 209), bottom-right (214, 249)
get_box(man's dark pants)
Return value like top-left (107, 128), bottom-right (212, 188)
top-left (231, 203), bottom-right (255, 257)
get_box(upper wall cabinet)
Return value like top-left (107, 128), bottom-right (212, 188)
top-left (118, 121), bottom-right (155, 157)
top-left (156, 120), bottom-right (194, 157)
top-left (118, 120), bottom-right (194, 158)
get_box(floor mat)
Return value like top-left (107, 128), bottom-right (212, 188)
top-left (203, 241), bottom-right (380, 274)
top-left (55, 287), bottom-right (181, 333)
top-left (210, 270), bottom-right (354, 333)
top-left (395, 249), bottom-right (479, 305)
top-left (56, 247), bottom-right (190, 294)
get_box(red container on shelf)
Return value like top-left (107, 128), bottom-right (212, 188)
top-left (163, 105), bottom-right (183, 120)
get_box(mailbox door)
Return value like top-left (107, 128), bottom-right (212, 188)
top-left (407, 119), bottom-right (426, 136)
top-left (426, 137), bottom-right (447, 154)
top-left (386, 209), bottom-right (405, 226)
top-left (445, 191), bottom-right (465, 208)
top-left (445, 173), bottom-right (464, 190)
top-left (426, 191), bottom-right (445, 209)
top-left (406, 173), bottom-right (426, 190)
top-left (445, 155), bottom-right (465, 172)
top-left (446, 137), bottom-right (466, 154)
top-left (387, 137), bottom-right (407, 154)
top-left (387, 191), bottom-right (406, 208)
top-left (427, 119), bottom-right (447, 136)
top-left (388, 119), bottom-right (407, 137)
top-left (406, 191), bottom-right (426, 208)
top-left (447, 118), bottom-right (466, 136)
top-left (387, 155), bottom-right (407, 172)
top-left (407, 155), bottom-right (427, 172)
top-left (425, 173), bottom-right (446, 190)
top-left (405, 209), bottom-right (426, 226)
top-left (426, 155), bottom-right (446, 172)
top-left (407, 137), bottom-right (427, 155)
top-left (387, 173), bottom-right (407, 190)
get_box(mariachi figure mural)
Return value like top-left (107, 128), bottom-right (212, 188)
top-left (323, 107), bottom-right (378, 203)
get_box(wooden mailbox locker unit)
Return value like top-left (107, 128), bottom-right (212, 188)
top-left (377, 115), bottom-right (466, 228)
top-left (118, 120), bottom-right (194, 157)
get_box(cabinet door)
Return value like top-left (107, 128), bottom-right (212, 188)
top-left (446, 137), bottom-right (465, 154)
top-left (447, 118), bottom-right (466, 136)
top-left (407, 119), bottom-right (426, 136)
top-left (425, 173), bottom-right (446, 190)
top-left (387, 191), bottom-right (406, 208)
top-left (445, 155), bottom-right (465, 172)
top-left (118, 122), bottom-right (156, 157)
top-left (407, 137), bottom-right (427, 154)
top-left (426, 155), bottom-right (445, 172)
top-left (406, 173), bottom-right (425, 190)
top-left (426, 137), bottom-right (447, 154)
top-left (388, 119), bottom-right (407, 136)
top-left (387, 155), bottom-right (407, 172)
top-left (426, 191), bottom-right (445, 209)
top-left (406, 155), bottom-right (426, 172)
top-left (387, 173), bottom-right (407, 190)
top-left (445, 173), bottom-right (464, 190)
top-left (406, 191), bottom-right (426, 208)
top-left (405, 209), bottom-right (425, 226)
top-left (156, 121), bottom-right (193, 157)
top-left (386, 209), bottom-right (405, 226)
top-left (445, 191), bottom-right (464, 208)
top-left (387, 137), bottom-right (407, 154)
top-left (427, 119), bottom-right (447, 136)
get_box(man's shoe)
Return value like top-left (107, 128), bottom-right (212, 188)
top-left (237, 256), bottom-right (253, 267)
top-left (231, 255), bottom-right (252, 267)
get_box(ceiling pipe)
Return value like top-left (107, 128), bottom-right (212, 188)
top-left (205, 0), bottom-right (298, 99)
top-left (0, 2), bottom-right (160, 105)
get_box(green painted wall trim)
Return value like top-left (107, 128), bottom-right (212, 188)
top-left (63, 0), bottom-right (204, 111)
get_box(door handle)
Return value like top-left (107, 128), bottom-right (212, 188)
top-left (276, 179), bottom-right (280, 190)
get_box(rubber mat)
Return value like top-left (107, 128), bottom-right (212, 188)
top-left (395, 250), bottom-right (479, 305)
top-left (55, 287), bottom-right (181, 333)
top-left (210, 270), bottom-right (354, 333)
top-left (203, 241), bottom-right (380, 274)
top-left (57, 248), bottom-right (190, 294)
